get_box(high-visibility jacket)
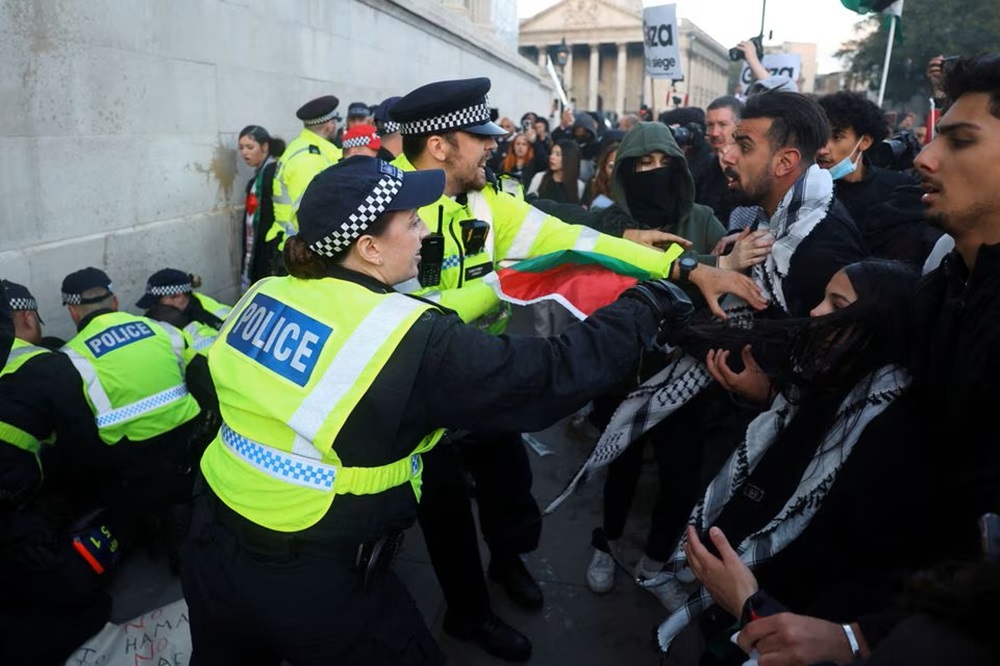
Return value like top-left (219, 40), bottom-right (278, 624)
top-left (392, 153), bottom-right (683, 333)
top-left (268, 128), bottom-right (343, 244)
top-left (63, 312), bottom-right (201, 445)
top-left (0, 340), bottom-right (53, 472)
top-left (183, 292), bottom-right (232, 355)
top-left (200, 277), bottom-right (445, 532)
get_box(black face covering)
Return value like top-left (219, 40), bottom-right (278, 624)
top-left (622, 165), bottom-right (675, 229)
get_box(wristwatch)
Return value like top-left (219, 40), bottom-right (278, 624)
top-left (674, 256), bottom-right (698, 283)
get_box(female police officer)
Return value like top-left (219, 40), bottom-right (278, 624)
top-left (180, 156), bottom-right (692, 665)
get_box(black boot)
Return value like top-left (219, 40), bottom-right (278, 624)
top-left (443, 610), bottom-right (532, 662)
top-left (488, 555), bottom-right (543, 611)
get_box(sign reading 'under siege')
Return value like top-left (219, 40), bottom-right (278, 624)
top-left (643, 3), bottom-right (682, 79)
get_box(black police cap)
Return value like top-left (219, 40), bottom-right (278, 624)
top-left (296, 95), bottom-right (340, 126)
top-left (347, 102), bottom-right (370, 118)
top-left (2, 279), bottom-right (38, 312)
top-left (373, 96), bottom-right (402, 134)
top-left (298, 157), bottom-right (445, 258)
top-left (136, 268), bottom-right (194, 309)
top-left (61, 267), bottom-right (113, 306)
top-left (389, 77), bottom-right (506, 137)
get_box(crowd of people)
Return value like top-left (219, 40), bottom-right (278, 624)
top-left (1, 45), bottom-right (999, 666)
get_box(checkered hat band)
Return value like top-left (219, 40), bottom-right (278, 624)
top-left (309, 175), bottom-right (403, 257)
top-left (147, 283), bottom-right (192, 297)
top-left (62, 293), bottom-right (81, 305)
top-left (9, 297), bottom-right (37, 311)
top-left (399, 98), bottom-right (492, 135)
top-left (343, 135), bottom-right (374, 149)
top-left (304, 109), bottom-right (338, 126)
top-left (382, 120), bottom-right (400, 134)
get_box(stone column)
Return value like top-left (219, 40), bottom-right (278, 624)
top-left (588, 43), bottom-right (600, 110)
top-left (564, 48), bottom-right (574, 100)
top-left (615, 42), bottom-right (628, 117)
top-left (537, 46), bottom-right (547, 69)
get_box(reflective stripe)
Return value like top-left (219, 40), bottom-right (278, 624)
top-left (0, 421), bottom-right (41, 454)
top-left (468, 190), bottom-right (496, 262)
top-left (62, 349), bottom-right (114, 414)
top-left (221, 423), bottom-right (336, 491)
top-left (506, 206), bottom-right (547, 259)
top-left (95, 384), bottom-right (190, 428)
top-left (183, 322), bottom-right (217, 352)
top-left (573, 226), bottom-right (600, 252)
top-left (280, 221), bottom-right (296, 236)
top-left (219, 423), bottom-right (423, 495)
top-left (287, 295), bottom-right (427, 458)
top-left (394, 278), bottom-right (421, 294)
top-left (6, 344), bottom-right (44, 364)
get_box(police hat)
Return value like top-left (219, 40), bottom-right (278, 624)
top-left (298, 157), bottom-right (445, 258)
top-left (347, 102), bottom-right (371, 118)
top-left (373, 96), bottom-right (402, 134)
top-left (342, 125), bottom-right (382, 152)
top-left (136, 268), bottom-right (194, 309)
top-left (2, 279), bottom-right (44, 323)
top-left (390, 78), bottom-right (506, 137)
top-left (61, 267), bottom-right (113, 306)
top-left (296, 95), bottom-right (341, 126)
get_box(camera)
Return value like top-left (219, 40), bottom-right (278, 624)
top-left (521, 118), bottom-right (531, 131)
top-left (866, 130), bottom-right (923, 171)
top-left (669, 122), bottom-right (705, 148)
top-left (729, 35), bottom-right (764, 62)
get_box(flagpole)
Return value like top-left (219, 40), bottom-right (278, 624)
top-left (877, 14), bottom-right (897, 107)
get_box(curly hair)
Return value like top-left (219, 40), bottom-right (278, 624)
top-left (944, 53), bottom-right (1000, 119)
top-left (817, 91), bottom-right (889, 143)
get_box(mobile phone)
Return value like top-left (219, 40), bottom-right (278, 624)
top-left (418, 234), bottom-right (445, 287)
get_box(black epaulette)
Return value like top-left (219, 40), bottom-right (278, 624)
top-left (309, 145), bottom-right (321, 155)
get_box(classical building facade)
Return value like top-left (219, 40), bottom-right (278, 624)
top-left (518, 0), bottom-right (729, 117)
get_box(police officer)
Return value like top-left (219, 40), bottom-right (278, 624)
top-left (267, 95), bottom-right (344, 248)
top-left (60, 268), bottom-right (208, 525)
top-left (0, 280), bottom-right (112, 665)
top-left (180, 155), bottom-right (694, 665)
top-left (373, 96), bottom-right (403, 160)
top-left (388, 77), bottom-right (765, 660)
top-left (136, 268), bottom-right (233, 354)
top-left (346, 100), bottom-right (372, 129)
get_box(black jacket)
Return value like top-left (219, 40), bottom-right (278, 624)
top-left (243, 267), bottom-right (659, 544)
top-left (243, 160), bottom-right (279, 283)
top-left (834, 164), bottom-right (942, 267)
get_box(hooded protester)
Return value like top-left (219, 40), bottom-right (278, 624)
top-left (572, 112), bottom-right (601, 182)
top-left (536, 122), bottom-right (747, 268)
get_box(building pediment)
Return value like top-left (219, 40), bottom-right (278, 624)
top-left (520, 0), bottom-right (642, 37)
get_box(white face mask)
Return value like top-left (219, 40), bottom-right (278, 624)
top-left (828, 137), bottom-right (865, 181)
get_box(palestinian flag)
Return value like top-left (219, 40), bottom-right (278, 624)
top-left (841, 0), bottom-right (904, 40)
top-left (483, 250), bottom-right (651, 321)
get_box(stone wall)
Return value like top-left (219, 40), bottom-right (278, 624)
top-left (0, 0), bottom-right (550, 339)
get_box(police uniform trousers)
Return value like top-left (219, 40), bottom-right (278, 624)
top-left (417, 430), bottom-right (541, 618)
top-left (0, 500), bottom-right (111, 665)
top-left (181, 485), bottom-right (444, 666)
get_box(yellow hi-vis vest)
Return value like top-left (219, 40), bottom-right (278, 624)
top-left (200, 276), bottom-right (445, 532)
top-left (0, 339), bottom-right (53, 472)
top-left (183, 292), bottom-right (233, 355)
top-left (268, 128), bottom-right (343, 245)
top-left (391, 153), bottom-right (682, 333)
top-left (62, 313), bottom-right (201, 445)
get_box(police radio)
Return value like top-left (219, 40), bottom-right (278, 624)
top-left (460, 219), bottom-right (490, 256)
top-left (418, 206), bottom-right (446, 287)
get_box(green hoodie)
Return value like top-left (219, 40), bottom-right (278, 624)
top-left (533, 122), bottom-right (726, 265)
top-left (611, 122), bottom-right (726, 264)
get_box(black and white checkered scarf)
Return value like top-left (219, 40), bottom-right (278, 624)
top-left (544, 166), bottom-right (835, 515)
top-left (653, 365), bottom-right (911, 652)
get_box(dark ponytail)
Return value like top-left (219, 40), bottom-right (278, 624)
top-left (239, 125), bottom-right (285, 158)
top-left (282, 236), bottom-right (340, 279)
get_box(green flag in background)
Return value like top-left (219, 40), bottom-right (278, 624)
top-left (841, 0), bottom-right (903, 41)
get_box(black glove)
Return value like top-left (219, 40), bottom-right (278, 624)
top-left (621, 279), bottom-right (694, 332)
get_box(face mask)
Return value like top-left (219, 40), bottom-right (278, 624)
top-left (828, 138), bottom-right (864, 181)
top-left (622, 166), bottom-right (675, 228)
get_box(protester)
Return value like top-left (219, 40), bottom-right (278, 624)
top-left (527, 140), bottom-right (585, 204)
top-left (586, 140), bottom-right (619, 209)
top-left (499, 133), bottom-right (544, 187)
top-left (817, 91), bottom-right (940, 266)
top-left (238, 125), bottom-right (285, 290)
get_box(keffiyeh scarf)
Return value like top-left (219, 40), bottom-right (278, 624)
top-left (654, 365), bottom-right (910, 652)
top-left (544, 166), bottom-right (835, 514)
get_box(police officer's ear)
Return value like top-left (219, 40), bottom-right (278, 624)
top-left (424, 135), bottom-right (455, 164)
top-left (352, 234), bottom-right (384, 268)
